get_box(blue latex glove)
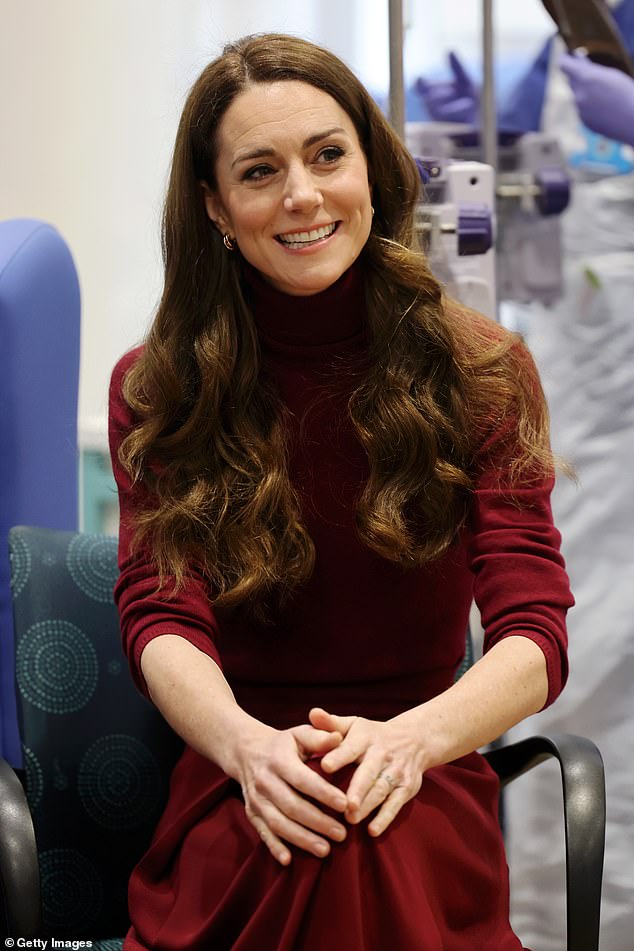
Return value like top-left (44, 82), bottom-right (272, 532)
top-left (415, 51), bottom-right (478, 124)
top-left (560, 52), bottom-right (634, 147)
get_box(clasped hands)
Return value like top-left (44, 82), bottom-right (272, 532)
top-left (234, 707), bottom-right (427, 867)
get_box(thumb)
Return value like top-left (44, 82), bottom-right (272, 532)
top-left (559, 51), bottom-right (589, 82)
top-left (449, 51), bottom-right (473, 90)
top-left (292, 724), bottom-right (343, 757)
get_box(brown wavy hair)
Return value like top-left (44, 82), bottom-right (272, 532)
top-left (118, 33), bottom-right (553, 611)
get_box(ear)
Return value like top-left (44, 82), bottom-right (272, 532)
top-left (201, 181), bottom-right (229, 233)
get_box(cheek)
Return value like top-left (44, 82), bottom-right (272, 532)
top-left (229, 196), bottom-right (276, 240)
top-left (342, 172), bottom-right (372, 217)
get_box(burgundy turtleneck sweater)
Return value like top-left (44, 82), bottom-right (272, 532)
top-left (109, 262), bottom-right (572, 729)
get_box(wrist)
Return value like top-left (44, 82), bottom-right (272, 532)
top-left (393, 702), bottom-right (454, 772)
top-left (215, 710), bottom-right (273, 780)
top-left (390, 707), bottom-right (439, 772)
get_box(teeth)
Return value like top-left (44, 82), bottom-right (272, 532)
top-left (278, 223), bottom-right (336, 247)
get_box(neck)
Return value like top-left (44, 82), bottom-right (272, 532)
top-left (243, 260), bottom-right (367, 348)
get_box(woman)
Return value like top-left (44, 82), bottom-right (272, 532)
top-left (109, 33), bottom-right (573, 950)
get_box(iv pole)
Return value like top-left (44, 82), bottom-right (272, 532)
top-left (481, 0), bottom-right (498, 170)
top-left (387, 0), bottom-right (498, 171)
top-left (388, 0), bottom-right (405, 139)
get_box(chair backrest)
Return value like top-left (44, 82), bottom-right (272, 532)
top-left (0, 219), bottom-right (80, 768)
top-left (8, 525), bottom-right (182, 941)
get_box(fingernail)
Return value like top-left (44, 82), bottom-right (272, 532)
top-left (330, 826), bottom-right (346, 841)
top-left (315, 841), bottom-right (329, 856)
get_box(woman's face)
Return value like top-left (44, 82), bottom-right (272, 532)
top-left (204, 80), bottom-right (373, 296)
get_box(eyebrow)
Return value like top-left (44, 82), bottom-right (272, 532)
top-left (231, 127), bottom-right (348, 169)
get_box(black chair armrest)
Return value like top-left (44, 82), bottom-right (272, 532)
top-left (0, 757), bottom-right (41, 937)
top-left (485, 733), bottom-right (605, 951)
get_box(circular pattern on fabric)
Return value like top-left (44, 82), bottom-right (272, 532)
top-left (67, 534), bottom-right (119, 602)
top-left (16, 620), bottom-right (98, 714)
top-left (23, 746), bottom-right (44, 812)
top-left (93, 941), bottom-right (124, 951)
top-left (39, 848), bottom-right (103, 930)
top-left (9, 531), bottom-right (31, 598)
top-left (78, 734), bottom-right (162, 829)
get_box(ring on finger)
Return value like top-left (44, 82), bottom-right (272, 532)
top-left (375, 770), bottom-right (396, 790)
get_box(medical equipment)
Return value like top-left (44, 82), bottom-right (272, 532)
top-left (409, 124), bottom-right (570, 310)
top-left (413, 153), bottom-right (496, 319)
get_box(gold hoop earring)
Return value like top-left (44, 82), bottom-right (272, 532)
top-left (223, 234), bottom-right (236, 251)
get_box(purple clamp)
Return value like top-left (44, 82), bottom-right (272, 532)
top-left (534, 167), bottom-right (571, 216)
top-left (415, 157), bottom-right (445, 185)
top-left (458, 203), bottom-right (493, 256)
top-left (414, 157), bottom-right (432, 184)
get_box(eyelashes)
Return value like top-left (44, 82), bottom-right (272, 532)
top-left (318, 145), bottom-right (345, 163)
top-left (242, 164), bottom-right (274, 182)
top-left (241, 145), bottom-right (346, 183)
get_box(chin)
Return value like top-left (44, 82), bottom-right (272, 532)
top-left (270, 265), bottom-right (345, 297)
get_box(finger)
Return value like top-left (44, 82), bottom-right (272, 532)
top-left (558, 52), bottom-right (574, 77)
top-left (308, 707), bottom-right (357, 736)
top-left (346, 762), bottom-right (399, 822)
top-left (246, 808), bottom-right (292, 866)
top-left (282, 755), bottom-right (348, 813)
top-left (320, 729), bottom-right (367, 774)
top-left (272, 781), bottom-right (348, 842)
top-left (558, 51), bottom-right (586, 78)
top-left (367, 786), bottom-right (410, 838)
top-left (253, 800), bottom-right (336, 859)
top-left (420, 85), bottom-right (453, 108)
top-left (292, 723), bottom-right (343, 757)
top-left (449, 50), bottom-right (471, 88)
top-left (414, 76), bottom-right (430, 95)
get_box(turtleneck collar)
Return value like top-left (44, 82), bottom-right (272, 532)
top-left (242, 258), bottom-right (367, 351)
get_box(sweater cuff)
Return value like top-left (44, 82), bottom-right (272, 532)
top-left (501, 629), bottom-right (568, 710)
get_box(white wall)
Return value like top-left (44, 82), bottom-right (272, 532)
top-left (0, 0), bottom-right (551, 449)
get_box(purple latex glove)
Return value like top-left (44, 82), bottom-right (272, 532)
top-left (415, 51), bottom-right (479, 124)
top-left (560, 52), bottom-right (634, 147)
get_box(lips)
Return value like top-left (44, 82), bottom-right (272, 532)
top-left (275, 222), bottom-right (338, 249)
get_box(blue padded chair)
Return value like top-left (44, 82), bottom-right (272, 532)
top-left (0, 526), bottom-right (605, 950)
top-left (0, 220), bottom-right (80, 768)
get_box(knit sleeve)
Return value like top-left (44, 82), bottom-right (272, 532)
top-left (108, 349), bottom-right (223, 698)
top-left (463, 357), bottom-right (574, 710)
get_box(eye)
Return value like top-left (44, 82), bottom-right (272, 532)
top-left (317, 145), bottom-right (345, 164)
top-left (242, 164), bottom-right (275, 182)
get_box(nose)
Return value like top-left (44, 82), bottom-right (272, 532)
top-left (283, 163), bottom-right (324, 213)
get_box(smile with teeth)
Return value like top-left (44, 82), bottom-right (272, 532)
top-left (276, 222), bottom-right (338, 249)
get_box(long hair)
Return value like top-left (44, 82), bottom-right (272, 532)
top-left (118, 33), bottom-right (553, 611)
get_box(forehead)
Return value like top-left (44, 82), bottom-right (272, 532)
top-left (215, 80), bottom-right (359, 156)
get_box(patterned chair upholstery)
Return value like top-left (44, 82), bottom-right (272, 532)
top-left (0, 526), bottom-right (606, 950)
top-left (3, 525), bottom-right (182, 947)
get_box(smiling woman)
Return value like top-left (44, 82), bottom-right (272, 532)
top-left (108, 32), bottom-right (573, 951)
top-left (202, 81), bottom-right (373, 295)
